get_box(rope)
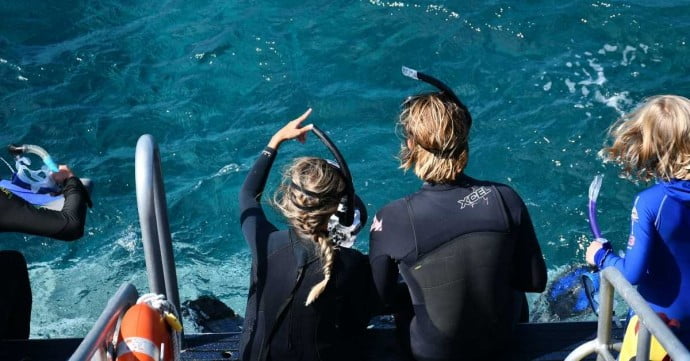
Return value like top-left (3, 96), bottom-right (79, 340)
top-left (136, 293), bottom-right (183, 361)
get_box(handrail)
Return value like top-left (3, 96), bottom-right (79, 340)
top-left (135, 134), bottom-right (182, 321)
top-left (68, 283), bottom-right (139, 361)
top-left (565, 267), bottom-right (690, 361)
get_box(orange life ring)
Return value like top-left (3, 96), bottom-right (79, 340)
top-left (116, 303), bottom-right (172, 361)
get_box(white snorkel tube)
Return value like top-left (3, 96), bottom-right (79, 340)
top-left (8, 144), bottom-right (59, 193)
top-left (588, 174), bottom-right (604, 239)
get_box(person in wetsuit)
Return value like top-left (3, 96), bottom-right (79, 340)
top-left (586, 95), bottom-right (690, 346)
top-left (369, 90), bottom-right (547, 360)
top-left (238, 109), bottom-right (375, 361)
top-left (0, 165), bottom-right (91, 339)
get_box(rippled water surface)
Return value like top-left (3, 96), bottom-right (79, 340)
top-left (1, 0), bottom-right (689, 336)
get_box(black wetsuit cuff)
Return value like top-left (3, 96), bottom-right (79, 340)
top-left (63, 177), bottom-right (93, 208)
top-left (261, 147), bottom-right (276, 158)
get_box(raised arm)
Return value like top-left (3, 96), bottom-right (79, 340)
top-left (239, 109), bottom-right (314, 254)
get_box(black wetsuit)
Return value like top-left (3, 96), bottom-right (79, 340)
top-left (0, 177), bottom-right (91, 339)
top-left (369, 174), bottom-right (547, 360)
top-left (238, 147), bottom-right (375, 361)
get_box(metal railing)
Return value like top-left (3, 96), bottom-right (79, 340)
top-left (68, 283), bottom-right (139, 361)
top-left (565, 267), bottom-right (690, 361)
top-left (135, 134), bottom-right (182, 318)
top-left (68, 135), bottom-right (183, 360)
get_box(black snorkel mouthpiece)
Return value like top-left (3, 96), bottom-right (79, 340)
top-left (401, 66), bottom-right (472, 129)
top-left (311, 125), bottom-right (356, 227)
top-left (8, 144), bottom-right (24, 157)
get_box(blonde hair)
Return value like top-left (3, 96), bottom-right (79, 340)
top-left (274, 157), bottom-right (346, 306)
top-left (398, 92), bottom-right (470, 183)
top-left (601, 95), bottom-right (690, 182)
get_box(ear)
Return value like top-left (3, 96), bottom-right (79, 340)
top-left (407, 138), bottom-right (414, 149)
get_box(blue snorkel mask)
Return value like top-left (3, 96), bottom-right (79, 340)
top-left (7, 144), bottom-right (60, 193)
top-left (311, 125), bottom-right (368, 248)
top-left (4, 143), bottom-right (93, 210)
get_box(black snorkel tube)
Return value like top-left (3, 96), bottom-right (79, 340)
top-left (310, 125), bottom-right (356, 227)
top-left (401, 66), bottom-right (472, 129)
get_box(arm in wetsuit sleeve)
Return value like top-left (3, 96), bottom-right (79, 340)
top-left (238, 107), bottom-right (315, 256)
top-left (368, 210), bottom-right (407, 314)
top-left (596, 196), bottom-right (653, 284)
top-left (0, 177), bottom-right (89, 241)
top-left (500, 187), bottom-right (547, 292)
top-left (239, 147), bottom-right (280, 257)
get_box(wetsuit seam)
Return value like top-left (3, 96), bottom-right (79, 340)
top-left (404, 197), bottom-right (420, 259)
top-left (265, 239), bottom-right (292, 259)
top-left (654, 194), bottom-right (667, 230)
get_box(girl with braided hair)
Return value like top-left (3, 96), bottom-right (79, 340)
top-left (238, 109), bottom-right (375, 361)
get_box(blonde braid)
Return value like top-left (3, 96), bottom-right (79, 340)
top-left (305, 232), bottom-right (335, 306)
top-left (272, 157), bottom-right (346, 306)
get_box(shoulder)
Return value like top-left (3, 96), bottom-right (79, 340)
top-left (635, 183), bottom-right (667, 212)
top-left (370, 198), bottom-right (409, 230)
top-left (369, 196), bottom-right (414, 238)
top-left (477, 180), bottom-right (524, 206)
top-left (637, 182), bottom-right (665, 200)
top-left (375, 197), bottom-right (409, 217)
top-left (460, 175), bottom-right (522, 199)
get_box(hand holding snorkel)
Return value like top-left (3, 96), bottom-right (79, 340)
top-left (50, 165), bottom-right (77, 185)
top-left (269, 108), bottom-right (367, 247)
top-left (584, 175), bottom-right (613, 268)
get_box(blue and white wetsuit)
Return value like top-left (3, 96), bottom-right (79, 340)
top-left (595, 180), bottom-right (690, 346)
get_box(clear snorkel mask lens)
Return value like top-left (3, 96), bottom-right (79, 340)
top-left (15, 156), bottom-right (57, 193)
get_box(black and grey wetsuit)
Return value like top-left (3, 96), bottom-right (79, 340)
top-left (239, 147), bottom-right (375, 361)
top-left (0, 176), bottom-right (91, 340)
top-left (369, 174), bottom-right (547, 360)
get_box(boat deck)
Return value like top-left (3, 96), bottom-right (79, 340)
top-left (0, 321), bottom-right (625, 361)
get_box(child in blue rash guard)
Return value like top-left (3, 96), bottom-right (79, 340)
top-left (585, 95), bottom-right (690, 346)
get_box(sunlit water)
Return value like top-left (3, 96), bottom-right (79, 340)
top-left (1, 0), bottom-right (689, 337)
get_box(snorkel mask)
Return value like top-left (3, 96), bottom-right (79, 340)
top-left (311, 125), bottom-right (368, 248)
top-left (7, 144), bottom-right (59, 193)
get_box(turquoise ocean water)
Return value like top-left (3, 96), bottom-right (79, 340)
top-left (1, 0), bottom-right (690, 337)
